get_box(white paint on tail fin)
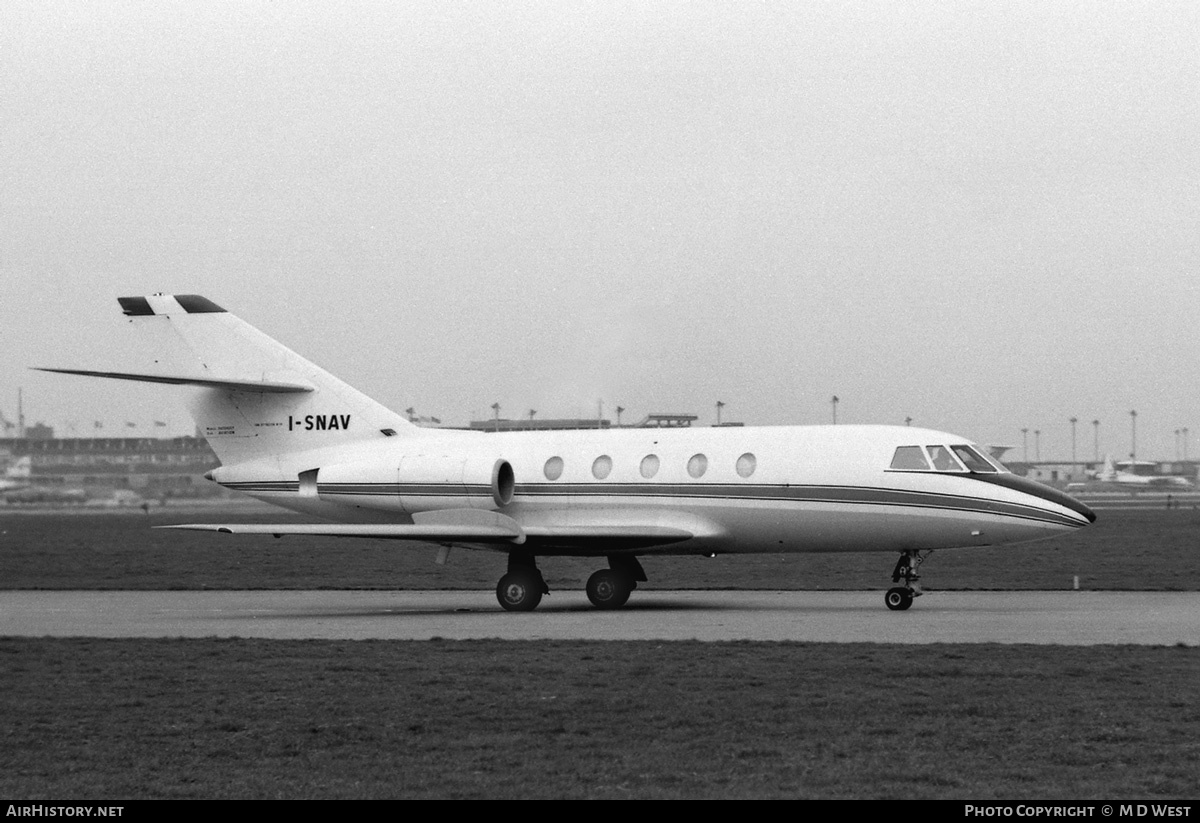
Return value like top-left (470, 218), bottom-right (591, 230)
top-left (46, 294), bottom-right (418, 466)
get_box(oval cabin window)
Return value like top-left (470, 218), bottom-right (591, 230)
top-left (687, 453), bottom-right (708, 478)
top-left (640, 454), bottom-right (660, 479)
top-left (544, 456), bottom-right (564, 481)
top-left (736, 453), bottom-right (756, 478)
top-left (592, 455), bottom-right (613, 480)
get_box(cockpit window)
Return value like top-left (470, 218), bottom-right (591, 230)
top-left (984, 451), bottom-right (1008, 471)
top-left (926, 445), bottom-right (964, 471)
top-left (890, 444), bottom-right (1002, 473)
top-left (950, 445), bottom-right (999, 473)
top-left (889, 446), bottom-right (931, 470)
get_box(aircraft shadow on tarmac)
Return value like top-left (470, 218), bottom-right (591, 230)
top-left (239, 595), bottom-right (842, 621)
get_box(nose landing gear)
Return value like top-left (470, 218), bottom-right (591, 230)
top-left (886, 550), bottom-right (931, 611)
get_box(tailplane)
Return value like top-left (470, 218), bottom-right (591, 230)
top-left (38, 294), bottom-right (416, 465)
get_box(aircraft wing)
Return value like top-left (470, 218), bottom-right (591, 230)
top-left (159, 522), bottom-right (524, 541)
top-left (157, 522), bottom-right (695, 551)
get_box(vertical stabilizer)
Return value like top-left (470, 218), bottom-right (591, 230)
top-left (93, 295), bottom-right (416, 465)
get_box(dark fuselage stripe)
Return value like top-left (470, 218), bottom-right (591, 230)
top-left (221, 480), bottom-right (1087, 529)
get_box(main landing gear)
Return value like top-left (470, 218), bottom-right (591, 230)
top-left (496, 555), bottom-right (549, 612)
top-left (494, 554), bottom-right (647, 612)
top-left (586, 556), bottom-right (646, 610)
top-left (886, 550), bottom-right (931, 611)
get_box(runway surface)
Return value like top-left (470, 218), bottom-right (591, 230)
top-left (1, 590), bottom-right (1196, 644)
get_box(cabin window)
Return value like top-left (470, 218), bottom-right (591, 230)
top-left (736, 452), bottom-right (756, 478)
top-left (592, 455), bottom-right (613, 480)
top-left (950, 445), bottom-right (998, 473)
top-left (640, 454), bottom-right (660, 479)
top-left (687, 453), bottom-right (708, 478)
top-left (889, 446), bottom-right (930, 471)
top-left (927, 445), bottom-right (964, 471)
top-left (544, 456), bottom-right (564, 481)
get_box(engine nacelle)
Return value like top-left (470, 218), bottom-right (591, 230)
top-left (316, 453), bottom-right (514, 515)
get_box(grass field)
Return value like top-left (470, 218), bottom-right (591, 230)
top-left (2, 506), bottom-right (1199, 591)
top-left (2, 507), bottom-right (1198, 799)
top-left (1, 638), bottom-right (1197, 799)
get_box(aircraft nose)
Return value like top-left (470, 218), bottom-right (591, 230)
top-left (1068, 496), bottom-right (1097, 524)
top-left (1013, 475), bottom-right (1096, 524)
top-left (973, 474), bottom-right (1096, 525)
top-left (1040, 483), bottom-right (1096, 524)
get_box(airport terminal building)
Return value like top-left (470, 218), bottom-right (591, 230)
top-left (0, 431), bottom-right (221, 503)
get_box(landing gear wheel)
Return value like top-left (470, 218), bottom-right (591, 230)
top-left (885, 587), bottom-right (913, 611)
top-left (884, 549), bottom-right (930, 611)
top-left (586, 568), bottom-right (633, 609)
top-left (497, 568), bottom-right (544, 612)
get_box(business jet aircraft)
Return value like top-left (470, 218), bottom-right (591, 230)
top-left (1093, 455), bottom-right (1193, 488)
top-left (39, 294), bottom-right (1095, 612)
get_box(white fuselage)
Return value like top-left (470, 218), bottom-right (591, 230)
top-left (211, 424), bottom-right (1094, 556)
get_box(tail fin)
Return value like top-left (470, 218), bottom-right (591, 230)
top-left (39, 294), bottom-right (416, 466)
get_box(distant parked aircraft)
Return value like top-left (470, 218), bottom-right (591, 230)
top-left (0, 456), bottom-right (31, 492)
top-left (1093, 455), bottom-right (1193, 488)
top-left (0, 455), bottom-right (92, 504)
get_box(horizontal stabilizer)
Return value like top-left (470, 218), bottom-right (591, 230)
top-left (34, 368), bottom-right (315, 394)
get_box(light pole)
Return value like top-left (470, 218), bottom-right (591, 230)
top-left (616, 406), bottom-right (624, 427)
top-left (1185, 428), bottom-right (1190, 461)
top-left (831, 396), bottom-right (839, 425)
top-left (492, 402), bottom-right (500, 433)
top-left (905, 416), bottom-right (912, 427)
top-left (1070, 417), bottom-right (1078, 473)
top-left (1130, 410), bottom-right (1137, 463)
top-left (1092, 419), bottom-right (1100, 462)
top-left (1175, 429), bottom-right (1181, 461)
top-left (1022, 428), bottom-right (1029, 461)
top-left (716, 401), bottom-right (725, 426)
top-left (1034, 429), bottom-right (1041, 461)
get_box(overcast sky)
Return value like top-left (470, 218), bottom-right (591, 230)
top-left (3, 1), bottom-right (1198, 462)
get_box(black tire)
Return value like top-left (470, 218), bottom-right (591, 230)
top-left (586, 568), bottom-right (632, 609)
top-left (885, 587), bottom-right (913, 611)
top-left (497, 569), bottom-right (544, 612)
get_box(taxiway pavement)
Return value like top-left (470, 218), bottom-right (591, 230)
top-left (0, 590), bottom-right (1195, 644)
